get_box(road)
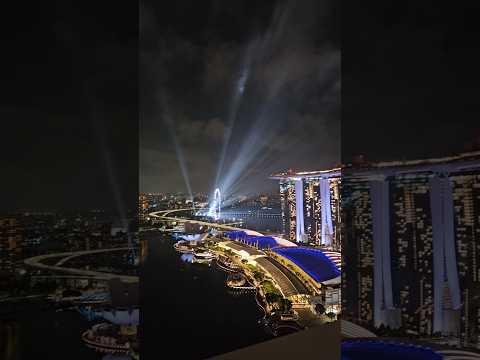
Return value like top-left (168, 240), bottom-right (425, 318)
top-left (149, 208), bottom-right (264, 236)
top-left (24, 248), bottom-right (138, 282)
top-left (255, 257), bottom-right (300, 297)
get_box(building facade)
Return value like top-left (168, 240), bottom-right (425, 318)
top-left (341, 151), bottom-right (480, 347)
top-left (272, 169), bottom-right (341, 249)
top-left (273, 151), bottom-right (480, 346)
top-left (0, 217), bottom-right (23, 271)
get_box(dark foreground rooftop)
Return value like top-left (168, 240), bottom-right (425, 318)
top-left (209, 322), bottom-right (340, 360)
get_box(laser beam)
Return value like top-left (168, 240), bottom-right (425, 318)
top-left (161, 92), bottom-right (193, 200)
top-left (214, 47), bottom-right (254, 190)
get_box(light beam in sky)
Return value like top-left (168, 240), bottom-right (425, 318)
top-left (161, 92), bottom-right (193, 200)
top-left (214, 45), bottom-right (254, 190)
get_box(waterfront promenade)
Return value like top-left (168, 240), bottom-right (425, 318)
top-left (149, 208), bottom-right (317, 302)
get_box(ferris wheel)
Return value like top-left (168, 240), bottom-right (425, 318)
top-left (214, 188), bottom-right (221, 220)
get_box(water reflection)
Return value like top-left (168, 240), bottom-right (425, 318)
top-left (0, 320), bottom-right (20, 360)
top-left (180, 253), bottom-right (194, 263)
top-left (1, 307), bottom-right (99, 360)
top-left (102, 355), bottom-right (132, 360)
top-left (143, 232), bottom-right (273, 359)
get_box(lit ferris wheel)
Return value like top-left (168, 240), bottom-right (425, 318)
top-left (214, 188), bottom-right (221, 220)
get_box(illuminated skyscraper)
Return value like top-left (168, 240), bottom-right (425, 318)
top-left (272, 169), bottom-right (341, 248)
top-left (294, 178), bottom-right (306, 242)
top-left (0, 217), bottom-right (23, 271)
top-left (274, 151), bottom-right (480, 346)
top-left (304, 179), bottom-right (321, 244)
top-left (451, 170), bottom-right (480, 345)
top-left (341, 175), bottom-right (374, 325)
top-left (279, 180), bottom-right (297, 241)
top-left (139, 193), bottom-right (149, 222)
top-left (341, 151), bottom-right (480, 346)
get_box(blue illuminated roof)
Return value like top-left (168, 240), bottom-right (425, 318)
top-left (342, 341), bottom-right (442, 360)
top-left (272, 247), bottom-right (340, 283)
top-left (224, 231), bottom-right (248, 240)
top-left (244, 236), bottom-right (278, 249)
top-left (224, 231), bottom-right (280, 250)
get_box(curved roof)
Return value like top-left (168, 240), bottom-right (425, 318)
top-left (322, 250), bottom-right (342, 270)
top-left (272, 236), bottom-right (298, 247)
top-left (272, 247), bottom-right (340, 283)
top-left (224, 231), bottom-right (295, 249)
top-left (342, 340), bottom-right (442, 360)
top-left (244, 235), bottom-right (278, 249)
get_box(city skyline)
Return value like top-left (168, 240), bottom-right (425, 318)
top-left (270, 150), bottom-right (480, 347)
top-left (3, 1), bottom-right (480, 360)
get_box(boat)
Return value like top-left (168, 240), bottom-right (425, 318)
top-left (216, 255), bottom-right (240, 272)
top-left (192, 250), bottom-right (215, 263)
top-left (82, 323), bottom-right (133, 354)
top-left (280, 311), bottom-right (299, 321)
top-left (173, 241), bottom-right (194, 253)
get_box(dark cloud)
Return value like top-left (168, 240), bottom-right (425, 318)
top-left (0, 2), bottom-right (138, 212)
top-left (141, 0), bottom-right (340, 195)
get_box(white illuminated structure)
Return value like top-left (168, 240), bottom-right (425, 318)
top-left (271, 169), bottom-right (341, 246)
top-left (370, 179), bottom-right (396, 328)
top-left (294, 178), bottom-right (306, 243)
top-left (430, 175), bottom-right (461, 334)
top-left (320, 178), bottom-right (334, 246)
top-left (214, 188), bottom-right (221, 220)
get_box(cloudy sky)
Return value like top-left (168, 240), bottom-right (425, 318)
top-left (3, 1), bottom-right (479, 212)
top-left (1, 2), bottom-right (138, 212)
top-left (140, 0), bottom-right (340, 196)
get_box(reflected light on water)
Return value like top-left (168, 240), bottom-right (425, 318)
top-left (180, 253), bottom-right (194, 263)
top-left (102, 355), bottom-right (132, 360)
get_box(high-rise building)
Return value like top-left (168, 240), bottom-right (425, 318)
top-left (451, 170), bottom-right (480, 345)
top-left (0, 217), bottom-right (23, 271)
top-left (272, 168), bottom-right (341, 249)
top-left (273, 151), bottom-right (480, 346)
top-left (341, 175), bottom-right (375, 326)
top-left (279, 180), bottom-right (297, 241)
top-left (139, 193), bottom-right (149, 222)
top-left (341, 151), bottom-right (480, 347)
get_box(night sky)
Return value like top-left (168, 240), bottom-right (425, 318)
top-left (343, 1), bottom-right (480, 163)
top-left (141, 1), bottom-right (480, 197)
top-left (140, 0), bottom-right (340, 196)
top-left (0, 2), bottom-right (138, 212)
top-left (1, 1), bottom-right (479, 210)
